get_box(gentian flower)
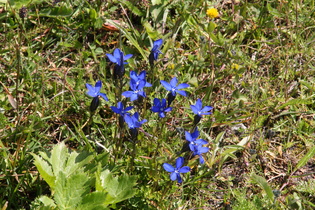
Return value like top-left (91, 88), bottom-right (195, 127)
top-left (192, 144), bottom-right (209, 164)
top-left (149, 39), bottom-right (163, 66)
top-left (110, 101), bottom-right (133, 116)
top-left (124, 112), bottom-right (147, 129)
top-left (124, 112), bottom-right (147, 138)
top-left (185, 128), bottom-right (208, 152)
top-left (130, 70), bottom-right (152, 87)
top-left (190, 98), bottom-right (213, 125)
top-left (163, 157), bottom-right (190, 183)
top-left (151, 98), bottom-right (172, 118)
top-left (122, 80), bottom-right (146, 101)
top-left (85, 80), bottom-right (108, 112)
top-left (110, 102), bottom-right (133, 127)
top-left (191, 99), bottom-right (213, 117)
top-left (160, 77), bottom-right (189, 106)
top-left (106, 48), bottom-right (133, 79)
top-left (160, 77), bottom-right (189, 97)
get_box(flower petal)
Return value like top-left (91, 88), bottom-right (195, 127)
top-left (106, 53), bottom-right (117, 63)
top-left (130, 93), bottom-right (138, 101)
top-left (176, 173), bottom-right (182, 183)
top-left (199, 155), bottom-right (205, 164)
top-left (165, 107), bottom-right (172, 112)
top-left (175, 157), bottom-right (184, 169)
top-left (176, 90), bottom-right (187, 97)
top-left (185, 131), bottom-right (193, 142)
top-left (163, 163), bottom-right (175, 172)
top-left (191, 129), bottom-right (199, 139)
top-left (195, 139), bottom-right (208, 145)
top-left (124, 54), bottom-right (133, 60)
top-left (86, 83), bottom-right (97, 97)
top-left (170, 77), bottom-right (178, 87)
top-left (177, 83), bottom-right (190, 89)
top-left (159, 112), bottom-right (166, 118)
top-left (122, 91), bottom-right (133, 98)
top-left (179, 166), bottom-right (190, 173)
top-left (199, 147), bottom-right (210, 153)
top-left (110, 106), bottom-right (121, 114)
top-left (195, 99), bottom-right (202, 110)
top-left (99, 92), bottom-right (108, 101)
top-left (160, 80), bottom-right (172, 91)
top-left (170, 172), bottom-right (177, 181)
top-left (94, 80), bottom-right (102, 93)
top-left (153, 39), bottom-right (163, 48)
top-left (190, 105), bottom-right (199, 115)
top-left (113, 48), bottom-right (122, 59)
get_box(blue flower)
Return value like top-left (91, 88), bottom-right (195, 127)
top-left (106, 48), bottom-right (133, 79)
top-left (160, 77), bottom-right (189, 97)
top-left (151, 98), bottom-right (172, 118)
top-left (106, 48), bottom-right (133, 66)
top-left (110, 101), bottom-right (133, 116)
top-left (86, 80), bottom-right (109, 100)
top-left (149, 39), bottom-right (163, 66)
top-left (124, 112), bottom-right (147, 129)
top-left (86, 80), bottom-right (108, 112)
top-left (122, 80), bottom-right (147, 101)
top-left (130, 70), bottom-right (152, 88)
top-left (190, 98), bottom-right (213, 117)
top-left (163, 157), bottom-right (190, 183)
top-left (185, 127), bottom-right (208, 152)
top-left (192, 144), bottom-right (209, 164)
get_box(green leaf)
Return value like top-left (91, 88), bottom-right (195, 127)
top-left (209, 32), bottom-right (219, 45)
top-left (32, 153), bottom-right (55, 189)
top-left (277, 98), bottom-right (312, 109)
top-left (143, 21), bottom-right (160, 39)
top-left (37, 195), bottom-right (57, 208)
top-left (293, 147), bottom-right (315, 173)
top-left (251, 174), bottom-right (274, 201)
top-left (54, 171), bottom-right (90, 209)
top-left (51, 142), bottom-right (68, 177)
top-left (99, 170), bottom-right (137, 205)
top-left (120, 1), bottom-right (144, 16)
top-left (64, 150), bottom-right (93, 177)
top-left (80, 192), bottom-right (109, 210)
top-left (267, 3), bottom-right (281, 17)
top-left (37, 5), bottom-right (73, 17)
top-left (207, 21), bottom-right (216, 33)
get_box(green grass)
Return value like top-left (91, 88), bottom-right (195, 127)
top-left (1, 0), bottom-right (315, 209)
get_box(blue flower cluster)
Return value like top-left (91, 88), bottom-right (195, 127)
top-left (85, 39), bottom-right (213, 184)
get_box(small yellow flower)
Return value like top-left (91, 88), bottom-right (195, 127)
top-left (206, 8), bottom-right (219, 19)
top-left (231, 63), bottom-right (239, 70)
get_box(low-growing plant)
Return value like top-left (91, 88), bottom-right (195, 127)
top-left (31, 142), bottom-right (137, 209)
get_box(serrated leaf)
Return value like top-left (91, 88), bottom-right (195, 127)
top-left (99, 170), bottom-right (137, 205)
top-left (293, 147), bottom-right (315, 173)
top-left (54, 171), bottom-right (90, 209)
top-left (64, 150), bottom-right (93, 176)
top-left (32, 153), bottom-right (55, 189)
top-left (79, 191), bottom-right (109, 210)
top-left (37, 195), bottom-right (56, 208)
top-left (251, 174), bottom-right (274, 201)
top-left (51, 142), bottom-right (68, 177)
